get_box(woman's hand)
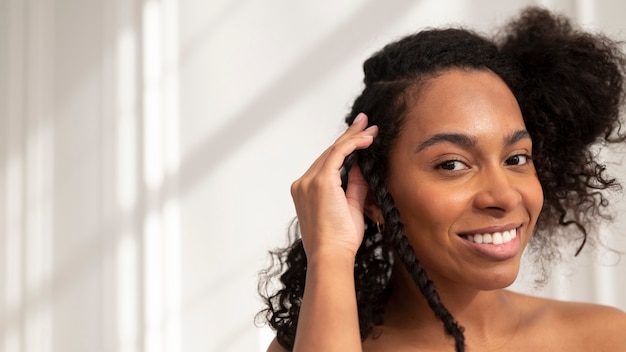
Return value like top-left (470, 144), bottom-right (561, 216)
top-left (290, 113), bottom-right (377, 352)
top-left (290, 113), bottom-right (378, 259)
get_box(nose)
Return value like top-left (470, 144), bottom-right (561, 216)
top-left (473, 166), bottom-right (522, 214)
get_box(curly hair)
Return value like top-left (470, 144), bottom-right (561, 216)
top-left (258, 6), bottom-right (626, 352)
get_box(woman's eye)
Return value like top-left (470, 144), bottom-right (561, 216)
top-left (506, 154), bottom-right (531, 166)
top-left (438, 160), bottom-right (468, 171)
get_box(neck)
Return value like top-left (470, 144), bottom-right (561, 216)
top-left (383, 263), bottom-right (521, 341)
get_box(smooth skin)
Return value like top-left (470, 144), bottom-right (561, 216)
top-left (268, 70), bottom-right (626, 351)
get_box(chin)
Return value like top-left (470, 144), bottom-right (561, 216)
top-left (474, 268), bottom-right (520, 291)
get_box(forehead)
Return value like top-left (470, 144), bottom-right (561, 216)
top-left (401, 69), bottom-right (524, 138)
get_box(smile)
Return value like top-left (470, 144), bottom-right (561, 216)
top-left (461, 228), bottom-right (518, 245)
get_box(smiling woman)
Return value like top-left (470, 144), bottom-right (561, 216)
top-left (258, 6), bottom-right (626, 352)
top-left (382, 69), bottom-right (544, 293)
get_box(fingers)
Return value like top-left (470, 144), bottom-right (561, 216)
top-left (290, 113), bottom-right (377, 257)
top-left (329, 113), bottom-right (378, 165)
top-left (291, 112), bottom-right (377, 212)
top-left (304, 113), bottom-right (378, 178)
top-left (292, 112), bottom-right (377, 198)
top-left (345, 163), bottom-right (369, 212)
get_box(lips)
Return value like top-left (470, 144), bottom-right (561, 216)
top-left (458, 227), bottom-right (522, 260)
top-left (462, 228), bottom-right (517, 245)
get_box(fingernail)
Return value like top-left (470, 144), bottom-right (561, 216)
top-left (354, 112), bottom-right (366, 123)
top-left (365, 125), bottom-right (378, 132)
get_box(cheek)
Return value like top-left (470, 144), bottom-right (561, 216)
top-left (526, 179), bottom-right (544, 224)
top-left (394, 185), bottom-right (469, 237)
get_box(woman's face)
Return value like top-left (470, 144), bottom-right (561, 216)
top-left (387, 69), bottom-right (543, 291)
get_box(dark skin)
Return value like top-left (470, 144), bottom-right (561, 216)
top-left (362, 264), bottom-right (626, 351)
top-left (268, 70), bottom-right (626, 352)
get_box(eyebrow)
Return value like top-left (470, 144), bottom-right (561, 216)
top-left (414, 129), bottom-right (531, 153)
top-left (415, 133), bottom-right (476, 152)
top-left (507, 130), bottom-right (531, 145)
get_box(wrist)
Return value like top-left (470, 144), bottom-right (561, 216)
top-left (306, 246), bottom-right (357, 268)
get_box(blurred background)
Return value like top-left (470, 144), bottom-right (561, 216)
top-left (1, 0), bottom-right (626, 351)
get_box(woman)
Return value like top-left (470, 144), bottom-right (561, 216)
top-left (259, 7), bottom-right (626, 351)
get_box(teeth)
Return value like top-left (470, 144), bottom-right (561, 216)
top-left (465, 229), bottom-right (517, 245)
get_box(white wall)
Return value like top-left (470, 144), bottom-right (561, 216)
top-left (1, 0), bottom-right (626, 351)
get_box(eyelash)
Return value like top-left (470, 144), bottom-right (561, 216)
top-left (437, 159), bottom-right (466, 171)
top-left (505, 154), bottom-right (533, 166)
top-left (436, 154), bottom-right (533, 171)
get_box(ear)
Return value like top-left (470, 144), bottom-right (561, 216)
top-left (363, 191), bottom-right (383, 225)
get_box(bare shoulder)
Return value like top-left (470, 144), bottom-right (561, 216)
top-left (514, 292), bottom-right (626, 351)
top-left (267, 337), bottom-right (289, 352)
top-left (553, 299), bottom-right (626, 350)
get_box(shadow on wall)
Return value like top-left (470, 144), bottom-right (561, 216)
top-left (178, 0), bottom-right (420, 196)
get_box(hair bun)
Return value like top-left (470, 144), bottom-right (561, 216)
top-left (499, 6), bottom-right (625, 146)
top-left (499, 6), bottom-right (626, 254)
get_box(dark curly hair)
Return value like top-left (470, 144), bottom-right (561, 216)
top-left (258, 6), bottom-right (626, 352)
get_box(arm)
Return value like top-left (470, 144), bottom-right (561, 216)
top-left (267, 338), bottom-right (287, 352)
top-left (287, 113), bottom-right (378, 352)
top-left (293, 248), bottom-right (360, 351)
